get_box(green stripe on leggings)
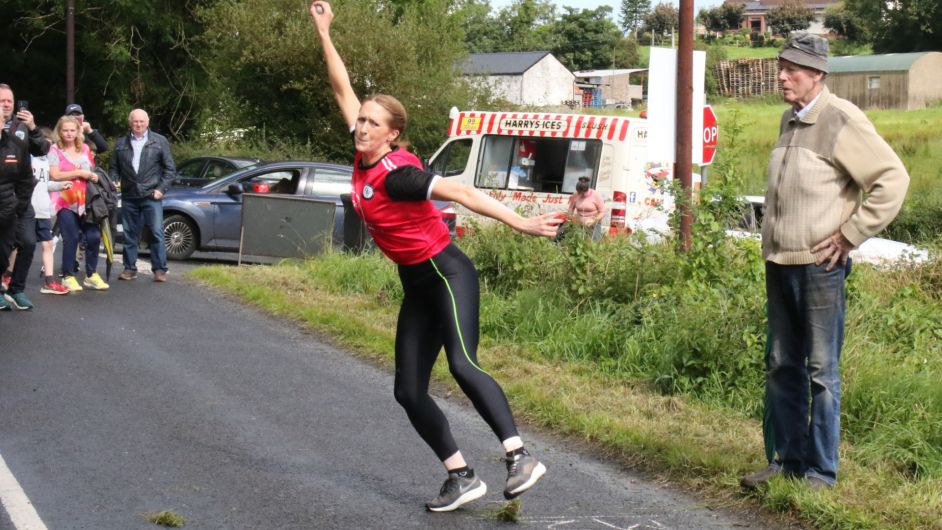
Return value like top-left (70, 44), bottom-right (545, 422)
top-left (429, 257), bottom-right (489, 375)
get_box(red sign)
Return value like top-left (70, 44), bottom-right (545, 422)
top-left (702, 105), bottom-right (718, 166)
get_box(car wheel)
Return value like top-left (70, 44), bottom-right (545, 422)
top-left (163, 214), bottom-right (197, 260)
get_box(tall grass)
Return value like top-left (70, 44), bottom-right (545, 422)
top-left (712, 100), bottom-right (942, 244)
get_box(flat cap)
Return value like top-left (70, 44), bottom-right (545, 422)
top-left (779, 32), bottom-right (829, 73)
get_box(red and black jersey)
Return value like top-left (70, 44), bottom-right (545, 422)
top-left (351, 147), bottom-right (450, 265)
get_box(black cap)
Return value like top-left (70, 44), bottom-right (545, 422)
top-left (65, 103), bottom-right (84, 115)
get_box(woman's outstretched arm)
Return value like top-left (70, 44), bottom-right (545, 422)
top-left (310, 1), bottom-right (360, 130)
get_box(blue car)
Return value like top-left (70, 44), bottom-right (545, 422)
top-left (156, 160), bottom-right (354, 260)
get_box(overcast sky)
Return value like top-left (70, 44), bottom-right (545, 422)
top-left (488, 0), bottom-right (723, 20)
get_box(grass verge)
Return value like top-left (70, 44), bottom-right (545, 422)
top-left (191, 246), bottom-right (941, 530)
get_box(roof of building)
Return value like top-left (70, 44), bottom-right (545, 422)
top-left (829, 52), bottom-right (935, 73)
top-left (461, 51), bottom-right (553, 75)
top-left (574, 68), bottom-right (648, 77)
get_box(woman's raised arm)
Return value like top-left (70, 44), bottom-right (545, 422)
top-left (310, 1), bottom-right (360, 130)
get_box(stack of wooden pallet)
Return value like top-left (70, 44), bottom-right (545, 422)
top-left (714, 58), bottom-right (781, 98)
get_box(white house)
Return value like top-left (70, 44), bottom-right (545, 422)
top-left (461, 51), bottom-right (575, 107)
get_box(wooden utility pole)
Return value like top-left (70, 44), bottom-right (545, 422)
top-left (66, 0), bottom-right (75, 104)
top-left (675, 0), bottom-right (694, 251)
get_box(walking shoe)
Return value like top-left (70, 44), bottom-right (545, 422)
top-left (118, 270), bottom-right (137, 281)
top-left (83, 272), bottom-right (110, 290)
top-left (805, 475), bottom-right (834, 491)
top-left (740, 463), bottom-right (782, 490)
top-left (4, 292), bottom-right (34, 310)
top-left (503, 449), bottom-right (546, 499)
top-left (426, 471), bottom-right (487, 512)
top-left (40, 280), bottom-right (70, 295)
top-left (0, 296), bottom-right (10, 311)
top-left (62, 276), bottom-right (83, 292)
top-left (153, 271), bottom-right (167, 283)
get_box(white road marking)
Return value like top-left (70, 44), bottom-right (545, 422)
top-left (0, 453), bottom-right (48, 530)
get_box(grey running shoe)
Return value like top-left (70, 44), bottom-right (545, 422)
top-left (0, 296), bottom-right (10, 311)
top-left (426, 471), bottom-right (487, 512)
top-left (740, 463), bottom-right (782, 490)
top-left (503, 450), bottom-right (546, 499)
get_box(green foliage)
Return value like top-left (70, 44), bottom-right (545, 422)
top-left (0, 0), bottom-right (214, 138)
top-left (642, 3), bottom-right (679, 45)
top-left (552, 6), bottom-right (623, 71)
top-left (612, 37), bottom-right (641, 68)
top-left (765, 0), bottom-right (815, 36)
top-left (619, 0), bottom-right (651, 35)
top-left (845, 0), bottom-right (942, 53)
top-left (698, 3), bottom-right (744, 35)
top-left (196, 0), bottom-right (483, 161)
top-left (823, 2), bottom-right (865, 41)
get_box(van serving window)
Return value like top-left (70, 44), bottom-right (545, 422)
top-left (475, 136), bottom-right (602, 194)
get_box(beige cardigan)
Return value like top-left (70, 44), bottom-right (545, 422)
top-left (762, 87), bottom-right (910, 265)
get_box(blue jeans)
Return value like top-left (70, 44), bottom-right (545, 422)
top-left (58, 209), bottom-right (100, 277)
top-left (765, 260), bottom-right (851, 485)
top-left (122, 197), bottom-right (167, 273)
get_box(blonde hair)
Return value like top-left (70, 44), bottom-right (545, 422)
top-left (53, 115), bottom-right (86, 151)
top-left (364, 94), bottom-right (408, 147)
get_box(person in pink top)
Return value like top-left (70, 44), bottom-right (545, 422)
top-left (567, 176), bottom-right (608, 240)
top-left (48, 115), bottom-right (109, 292)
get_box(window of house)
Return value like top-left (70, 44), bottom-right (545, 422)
top-left (475, 136), bottom-right (602, 194)
top-left (868, 76), bottom-right (881, 89)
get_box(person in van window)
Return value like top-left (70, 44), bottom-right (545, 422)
top-left (311, 1), bottom-right (560, 513)
top-left (566, 176), bottom-right (607, 240)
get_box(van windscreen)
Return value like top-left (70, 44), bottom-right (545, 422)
top-left (476, 136), bottom-right (602, 194)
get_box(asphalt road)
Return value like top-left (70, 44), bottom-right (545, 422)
top-left (0, 255), bottom-right (780, 530)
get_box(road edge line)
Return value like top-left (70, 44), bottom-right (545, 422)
top-left (0, 452), bottom-right (48, 530)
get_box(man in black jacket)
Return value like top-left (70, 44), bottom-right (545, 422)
top-left (0, 84), bottom-right (49, 310)
top-left (109, 109), bottom-right (176, 282)
top-left (0, 119), bottom-right (35, 310)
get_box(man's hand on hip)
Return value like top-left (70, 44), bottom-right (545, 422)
top-left (812, 231), bottom-right (854, 271)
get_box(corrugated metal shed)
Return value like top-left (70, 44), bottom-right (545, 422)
top-left (829, 53), bottom-right (931, 73)
top-left (462, 52), bottom-right (551, 75)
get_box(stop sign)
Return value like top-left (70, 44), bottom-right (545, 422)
top-left (702, 105), bottom-right (718, 166)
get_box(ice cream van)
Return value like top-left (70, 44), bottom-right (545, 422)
top-left (426, 107), bottom-right (680, 237)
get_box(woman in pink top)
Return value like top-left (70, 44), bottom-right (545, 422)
top-left (567, 176), bottom-right (608, 240)
top-left (48, 115), bottom-right (109, 292)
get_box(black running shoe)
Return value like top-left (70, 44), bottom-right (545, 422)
top-left (426, 471), bottom-right (487, 512)
top-left (503, 449), bottom-right (546, 499)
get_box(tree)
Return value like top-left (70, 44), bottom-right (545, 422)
top-left (459, 0), bottom-right (505, 53)
top-left (198, 0), bottom-right (485, 160)
top-left (620, 0), bottom-right (650, 36)
top-left (612, 36), bottom-right (641, 68)
top-left (551, 6), bottom-right (623, 71)
top-left (765, 0), bottom-right (814, 36)
top-left (642, 3), bottom-right (679, 45)
top-left (697, 7), bottom-right (726, 35)
top-left (823, 3), bottom-right (864, 41)
top-left (495, 0), bottom-right (556, 52)
top-left (719, 3), bottom-right (746, 32)
top-left (0, 0), bottom-right (216, 140)
top-left (844, 0), bottom-right (941, 52)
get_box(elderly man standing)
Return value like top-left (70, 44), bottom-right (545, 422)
top-left (110, 109), bottom-right (176, 282)
top-left (740, 33), bottom-right (909, 491)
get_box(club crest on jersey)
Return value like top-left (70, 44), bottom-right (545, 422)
top-left (363, 184), bottom-right (375, 200)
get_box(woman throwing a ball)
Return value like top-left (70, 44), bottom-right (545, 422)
top-left (310, 1), bottom-right (557, 513)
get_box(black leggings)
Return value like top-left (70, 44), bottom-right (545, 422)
top-left (394, 243), bottom-right (519, 461)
